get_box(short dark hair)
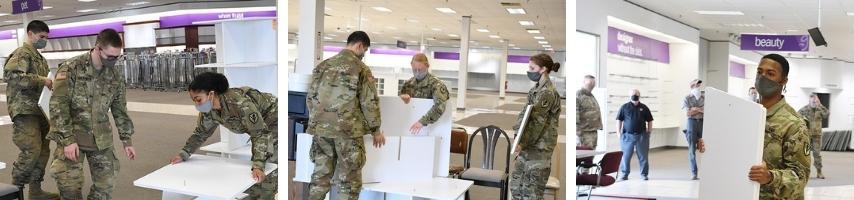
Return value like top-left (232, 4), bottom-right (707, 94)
top-left (189, 72), bottom-right (229, 94)
top-left (762, 53), bottom-right (789, 77)
top-left (27, 20), bottom-right (49, 34)
top-left (584, 75), bottom-right (595, 79)
top-left (749, 87), bottom-right (756, 90)
top-left (346, 31), bottom-right (371, 47)
top-left (96, 29), bottom-right (123, 48)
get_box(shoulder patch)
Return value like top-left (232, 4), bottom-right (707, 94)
top-left (249, 112), bottom-right (259, 124)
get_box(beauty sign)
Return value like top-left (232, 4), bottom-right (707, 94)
top-left (607, 27), bottom-right (670, 63)
top-left (740, 34), bottom-right (809, 52)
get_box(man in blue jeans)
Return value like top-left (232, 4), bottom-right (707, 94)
top-left (683, 79), bottom-right (706, 180)
top-left (617, 89), bottom-right (654, 181)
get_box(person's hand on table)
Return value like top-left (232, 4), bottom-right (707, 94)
top-left (400, 94), bottom-right (411, 104)
top-left (372, 131), bottom-right (386, 148)
top-left (170, 155), bottom-right (184, 164)
top-left (252, 168), bottom-right (265, 183)
top-left (409, 122), bottom-right (424, 135)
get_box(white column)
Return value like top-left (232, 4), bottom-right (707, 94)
top-left (17, 13), bottom-right (33, 46)
top-left (707, 42), bottom-right (730, 92)
top-left (456, 16), bottom-right (471, 111)
top-left (499, 39), bottom-right (509, 99)
top-left (295, 0), bottom-right (324, 74)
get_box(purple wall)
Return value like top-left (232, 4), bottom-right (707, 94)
top-left (49, 22), bottom-right (124, 39)
top-left (0, 30), bottom-right (16, 40)
top-left (159, 10), bottom-right (277, 28)
top-left (729, 61), bottom-right (746, 78)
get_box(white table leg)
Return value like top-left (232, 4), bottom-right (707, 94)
top-left (161, 191), bottom-right (196, 200)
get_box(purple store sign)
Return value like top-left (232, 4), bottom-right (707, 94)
top-left (508, 55), bottom-right (530, 63)
top-left (322, 46), bottom-right (343, 52)
top-left (12, 0), bottom-right (43, 14)
top-left (740, 34), bottom-right (809, 52)
top-left (49, 22), bottom-right (124, 39)
top-left (0, 30), bottom-right (16, 40)
top-left (729, 61), bottom-right (746, 78)
top-left (607, 27), bottom-right (670, 63)
top-left (434, 52), bottom-right (460, 60)
top-left (159, 10), bottom-right (277, 28)
top-left (371, 48), bottom-right (418, 56)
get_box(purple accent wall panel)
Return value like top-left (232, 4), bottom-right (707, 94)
top-left (322, 46), bottom-right (343, 52)
top-left (49, 22), bottom-right (125, 38)
top-left (607, 26), bottom-right (670, 63)
top-left (508, 55), bottom-right (530, 63)
top-left (370, 48), bottom-right (417, 56)
top-left (729, 61), bottom-right (746, 78)
top-left (0, 30), bottom-right (16, 40)
top-left (434, 52), bottom-right (460, 60)
top-left (159, 10), bottom-right (277, 28)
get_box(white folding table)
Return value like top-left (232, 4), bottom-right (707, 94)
top-left (200, 142), bottom-right (252, 160)
top-left (134, 154), bottom-right (276, 200)
top-left (362, 177), bottom-right (473, 200)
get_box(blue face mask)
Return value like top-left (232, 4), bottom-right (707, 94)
top-left (196, 93), bottom-right (214, 113)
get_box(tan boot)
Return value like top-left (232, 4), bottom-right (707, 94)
top-left (28, 182), bottom-right (60, 200)
top-left (817, 171), bottom-right (826, 179)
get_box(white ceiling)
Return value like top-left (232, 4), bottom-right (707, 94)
top-left (287, 0), bottom-right (566, 51)
top-left (627, 0), bottom-right (854, 60)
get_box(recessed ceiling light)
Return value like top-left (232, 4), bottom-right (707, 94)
top-left (40, 15), bottom-right (54, 18)
top-left (327, 34), bottom-right (336, 37)
top-left (542, 45), bottom-right (552, 48)
top-left (78, 0), bottom-right (97, 2)
top-left (786, 29), bottom-right (798, 32)
top-left (519, 21), bottom-right (535, 26)
top-left (372, 31), bottom-right (382, 35)
top-left (489, 35), bottom-right (500, 39)
top-left (448, 34), bottom-right (459, 37)
top-left (127, 1), bottom-right (149, 6)
top-left (545, 48), bottom-right (554, 51)
top-left (0, 13), bottom-right (10, 17)
top-left (426, 38), bottom-right (436, 41)
top-left (846, 12), bottom-right (854, 16)
top-left (406, 19), bottom-right (419, 23)
top-left (393, 36), bottom-right (401, 39)
top-left (527, 29), bottom-right (541, 34)
top-left (534, 36), bottom-right (545, 40)
top-left (436, 8), bottom-right (456, 14)
top-left (325, 7), bottom-right (332, 11)
top-left (477, 29), bottom-right (490, 33)
top-left (506, 8), bottom-right (526, 14)
top-left (441, 41), bottom-right (448, 44)
top-left (432, 28), bottom-right (442, 31)
top-left (694, 10), bottom-right (744, 15)
top-left (387, 26), bottom-right (397, 30)
top-left (323, 37), bottom-right (332, 40)
top-left (513, 47), bottom-right (521, 49)
top-left (509, 44), bottom-right (516, 47)
top-left (499, 40), bottom-right (505, 43)
top-left (43, 6), bottom-right (53, 9)
top-left (538, 41), bottom-right (548, 44)
top-left (4, 20), bottom-right (18, 23)
top-left (409, 40), bottom-right (418, 43)
top-left (76, 9), bottom-right (98, 13)
top-left (372, 7), bottom-right (392, 12)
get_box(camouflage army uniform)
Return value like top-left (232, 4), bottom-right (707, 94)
top-left (510, 75), bottom-right (561, 200)
top-left (306, 49), bottom-right (381, 200)
top-left (797, 104), bottom-right (828, 175)
top-left (576, 88), bottom-right (602, 149)
top-left (5, 42), bottom-right (51, 187)
top-left (399, 72), bottom-right (449, 125)
top-left (47, 52), bottom-right (134, 200)
top-left (178, 87), bottom-right (278, 200)
top-left (761, 98), bottom-right (811, 200)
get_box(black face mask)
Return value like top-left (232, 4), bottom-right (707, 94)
top-left (631, 95), bottom-right (640, 102)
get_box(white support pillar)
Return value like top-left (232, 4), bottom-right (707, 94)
top-left (295, 0), bottom-right (324, 74)
top-left (17, 13), bottom-right (33, 47)
top-left (499, 39), bottom-right (509, 99)
top-left (456, 16), bottom-right (471, 111)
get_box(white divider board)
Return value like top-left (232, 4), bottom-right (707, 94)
top-left (293, 134), bottom-right (438, 183)
top-left (511, 105), bottom-right (533, 154)
top-left (38, 70), bottom-right (56, 119)
top-left (699, 88), bottom-right (765, 200)
top-left (379, 96), bottom-right (453, 177)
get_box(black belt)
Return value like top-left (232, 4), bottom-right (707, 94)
top-left (689, 118), bottom-right (703, 121)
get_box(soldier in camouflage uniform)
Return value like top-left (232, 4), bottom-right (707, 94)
top-left (798, 93), bottom-right (829, 179)
top-left (169, 72), bottom-right (278, 199)
top-left (510, 54), bottom-right (561, 200)
top-left (5, 20), bottom-right (60, 199)
top-left (306, 31), bottom-right (386, 200)
top-left (748, 54), bottom-right (810, 200)
top-left (576, 75), bottom-right (602, 149)
top-left (47, 29), bottom-right (138, 200)
top-left (398, 53), bottom-right (449, 134)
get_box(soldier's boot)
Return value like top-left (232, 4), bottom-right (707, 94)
top-left (817, 169), bottom-right (826, 179)
top-left (28, 182), bottom-right (60, 200)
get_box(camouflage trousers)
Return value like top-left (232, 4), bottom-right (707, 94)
top-left (11, 114), bottom-right (51, 186)
top-left (577, 131), bottom-right (598, 149)
top-left (247, 130), bottom-right (279, 200)
top-left (810, 134), bottom-right (823, 172)
top-left (50, 146), bottom-right (119, 200)
top-left (510, 148), bottom-right (553, 200)
top-left (308, 136), bottom-right (366, 200)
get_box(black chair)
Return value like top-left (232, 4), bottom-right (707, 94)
top-left (459, 125), bottom-right (511, 200)
top-left (577, 151), bottom-right (623, 200)
top-left (0, 183), bottom-right (23, 200)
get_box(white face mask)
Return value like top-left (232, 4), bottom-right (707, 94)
top-left (691, 88), bottom-right (701, 98)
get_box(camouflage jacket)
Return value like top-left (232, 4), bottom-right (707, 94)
top-left (514, 75), bottom-right (561, 152)
top-left (4, 42), bottom-right (49, 118)
top-left (307, 49), bottom-right (381, 138)
top-left (47, 52), bottom-right (135, 151)
top-left (761, 98), bottom-right (811, 200)
top-left (179, 87), bottom-right (277, 170)
top-left (797, 104), bottom-right (828, 135)
top-left (399, 72), bottom-right (449, 125)
top-left (576, 88), bottom-right (602, 132)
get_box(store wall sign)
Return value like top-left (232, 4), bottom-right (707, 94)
top-left (12, 0), bottom-right (43, 14)
top-left (508, 55), bottom-right (530, 64)
top-left (0, 30), bottom-right (16, 40)
top-left (729, 61), bottom-right (746, 78)
top-left (740, 34), bottom-right (809, 52)
top-left (49, 22), bottom-right (124, 39)
top-left (607, 27), bottom-right (670, 63)
top-left (371, 48), bottom-right (417, 56)
top-left (434, 52), bottom-right (461, 60)
top-left (159, 10), bottom-right (277, 28)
